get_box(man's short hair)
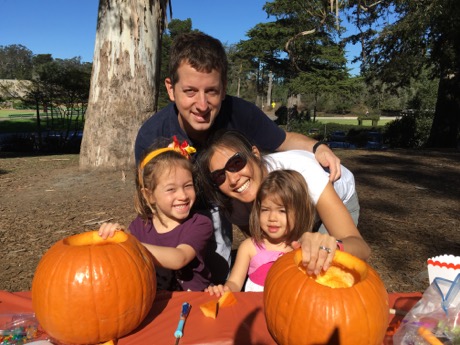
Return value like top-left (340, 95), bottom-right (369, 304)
top-left (169, 32), bottom-right (228, 87)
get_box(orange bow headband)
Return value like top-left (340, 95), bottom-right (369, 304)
top-left (138, 136), bottom-right (196, 185)
top-left (140, 136), bottom-right (196, 170)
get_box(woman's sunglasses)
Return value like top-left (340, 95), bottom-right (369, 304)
top-left (210, 152), bottom-right (247, 186)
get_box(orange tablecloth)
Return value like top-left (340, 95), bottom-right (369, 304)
top-left (0, 290), bottom-right (422, 345)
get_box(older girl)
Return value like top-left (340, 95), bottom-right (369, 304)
top-left (99, 137), bottom-right (213, 291)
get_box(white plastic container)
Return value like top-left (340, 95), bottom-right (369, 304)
top-left (427, 254), bottom-right (460, 284)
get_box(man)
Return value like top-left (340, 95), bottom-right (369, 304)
top-left (135, 32), bottom-right (343, 283)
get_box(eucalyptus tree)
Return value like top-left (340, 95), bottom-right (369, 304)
top-left (80, 0), bottom-right (170, 169)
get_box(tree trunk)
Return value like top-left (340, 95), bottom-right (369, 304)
top-left (427, 72), bottom-right (460, 148)
top-left (236, 63), bottom-right (242, 98)
top-left (256, 95), bottom-right (263, 108)
top-left (237, 76), bottom-right (241, 98)
top-left (266, 71), bottom-right (273, 108)
top-left (79, 0), bottom-right (166, 169)
top-left (34, 98), bottom-right (42, 149)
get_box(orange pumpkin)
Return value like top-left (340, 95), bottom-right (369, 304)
top-left (32, 231), bottom-right (156, 345)
top-left (264, 249), bottom-right (389, 345)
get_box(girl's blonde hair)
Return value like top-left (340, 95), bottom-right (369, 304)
top-left (135, 141), bottom-right (194, 223)
top-left (249, 170), bottom-right (315, 244)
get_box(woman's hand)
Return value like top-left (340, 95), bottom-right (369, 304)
top-left (98, 222), bottom-right (123, 240)
top-left (204, 284), bottom-right (229, 297)
top-left (291, 232), bottom-right (338, 275)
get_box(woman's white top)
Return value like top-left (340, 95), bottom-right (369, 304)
top-left (228, 150), bottom-right (357, 227)
top-left (264, 150), bottom-right (356, 205)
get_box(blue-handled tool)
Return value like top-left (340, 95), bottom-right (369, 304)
top-left (174, 302), bottom-right (191, 344)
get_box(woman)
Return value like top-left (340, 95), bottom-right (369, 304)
top-left (196, 130), bottom-right (371, 275)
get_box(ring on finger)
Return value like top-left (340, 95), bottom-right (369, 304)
top-left (319, 245), bottom-right (332, 254)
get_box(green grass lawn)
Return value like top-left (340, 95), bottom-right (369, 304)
top-left (0, 109), bottom-right (35, 118)
top-left (0, 110), bottom-right (395, 135)
top-left (0, 109), bottom-right (84, 133)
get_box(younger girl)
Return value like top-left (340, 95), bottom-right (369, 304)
top-left (206, 169), bottom-right (320, 295)
top-left (99, 136), bottom-right (213, 291)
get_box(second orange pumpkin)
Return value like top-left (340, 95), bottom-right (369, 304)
top-left (264, 249), bottom-right (389, 345)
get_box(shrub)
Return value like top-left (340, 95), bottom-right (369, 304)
top-left (347, 128), bottom-right (372, 147)
top-left (13, 100), bottom-right (28, 109)
top-left (0, 133), bottom-right (35, 152)
top-left (384, 110), bottom-right (433, 148)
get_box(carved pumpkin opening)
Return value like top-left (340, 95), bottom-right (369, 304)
top-left (293, 249), bottom-right (365, 288)
top-left (64, 230), bottom-right (128, 246)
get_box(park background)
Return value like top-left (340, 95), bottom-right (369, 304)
top-left (0, 1), bottom-right (459, 294)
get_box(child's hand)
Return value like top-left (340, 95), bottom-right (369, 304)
top-left (98, 222), bottom-right (123, 240)
top-left (204, 284), bottom-right (229, 297)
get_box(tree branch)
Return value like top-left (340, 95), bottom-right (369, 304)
top-left (359, 0), bottom-right (382, 12)
top-left (285, 28), bottom-right (317, 72)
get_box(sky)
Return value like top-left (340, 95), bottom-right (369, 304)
top-left (0, 0), bottom-right (360, 74)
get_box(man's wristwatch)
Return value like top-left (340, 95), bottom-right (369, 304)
top-left (312, 141), bottom-right (328, 154)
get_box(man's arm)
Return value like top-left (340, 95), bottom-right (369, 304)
top-left (276, 131), bottom-right (342, 182)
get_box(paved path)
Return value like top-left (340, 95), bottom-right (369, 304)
top-left (316, 116), bottom-right (398, 120)
top-left (265, 113), bottom-right (398, 121)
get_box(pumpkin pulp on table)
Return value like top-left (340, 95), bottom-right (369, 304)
top-left (218, 291), bottom-right (237, 307)
top-left (199, 291), bottom-right (237, 318)
top-left (199, 300), bottom-right (219, 319)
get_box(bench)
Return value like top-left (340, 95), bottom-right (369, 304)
top-left (358, 118), bottom-right (379, 126)
top-left (8, 114), bottom-right (34, 118)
